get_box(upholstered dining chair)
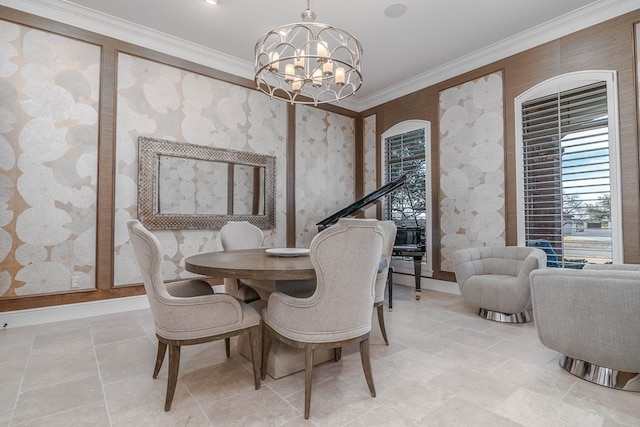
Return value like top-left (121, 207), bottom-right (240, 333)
top-left (338, 218), bottom-right (397, 345)
top-left (261, 218), bottom-right (384, 419)
top-left (374, 220), bottom-right (397, 345)
top-left (127, 219), bottom-right (261, 411)
top-left (219, 221), bottom-right (264, 302)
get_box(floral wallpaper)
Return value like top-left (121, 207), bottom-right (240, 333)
top-left (0, 20), bottom-right (100, 297)
top-left (114, 53), bottom-right (287, 286)
top-left (295, 105), bottom-right (355, 246)
top-left (439, 72), bottom-right (505, 272)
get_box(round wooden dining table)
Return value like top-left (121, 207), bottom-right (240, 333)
top-left (185, 248), bottom-right (326, 379)
top-left (185, 248), bottom-right (316, 281)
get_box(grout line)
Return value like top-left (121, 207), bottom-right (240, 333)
top-left (90, 321), bottom-right (113, 426)
top-left (8, 330), bottom-right (35, 426)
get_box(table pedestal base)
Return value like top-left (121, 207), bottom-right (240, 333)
top-left (236, 280), bottom-right (332, 379)
top-left (237, 336), bottom-right (334, 379)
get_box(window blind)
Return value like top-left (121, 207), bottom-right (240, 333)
top-left (384, 128), bottom-right (426, 228)
top-left (521, 81), bottom-right (610, 267)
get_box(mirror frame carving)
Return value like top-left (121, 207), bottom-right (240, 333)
top-left (138, 137), bottom-right (276, 229)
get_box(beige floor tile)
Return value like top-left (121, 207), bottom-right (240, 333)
top-left (103, 374), bottom-right (188, 415)
top-left (373, 374), bottom-right (454, 423)
top-left (11, 375), bottom-right (104, 425)
top-left (12, 402), bottom-right (110, 427)
top-left (261, 368), bottom-right (307, 399)
top-left (426, 366), bottom-right (518, 411)
top-left (439, 327), bottom-right (505, 349)
top-left (419, 396), bottom-right (523, 426)
top-left (0, 327), bottom-right (36, 347)
top-left (495, 388), bottom-right (604, 427)
top-left (433, 342), bottom-right (508, 375)
top-left (98, 349), bottom-right (157, 385)
top-left (179, 361), bottom-right (261, 406)
top-left (486, 337), bottom-right (558, 367)
top-left (110, 395), bottom-right (209, 427)
top-left (21, 347), bottom-right (99, 392)
top-left (94, 335), bottom-right (156, 364)
top-left (562, 377), bottom-right (640, 421)
top-left (486, 359), bottom-right (578, 399)
top-left (32, 321), bottom-right (92, 350)
top-left (0, 412), bottom-right (12, 427)
top-left (0, 359), bottom-right (27, 386)
top-left (172, 340), bottom-right (236, 376)
top-left (201, 387), bottom-right (299, 426)
top-left (1, 343), bottom-right (31, 366)
top-left (1, 285), bottom-right (637, 426)
top-left (345, 405), bottom-right (419, 426)
top-left (284, 376), bottom-right (380, 426)
top-left (90, 322), bottom-right (147, 346)
top-left (0, 380), bottom-right (20, 417)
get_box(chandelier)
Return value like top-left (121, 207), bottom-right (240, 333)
top-left (254, 1), bottom-right (363, 105)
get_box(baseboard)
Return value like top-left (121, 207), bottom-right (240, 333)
top-left (0, 281), bottom-right (453, 329)
top-left (392, 274), bottom-right (461, 295)
top-left (0, 295), bottom-right (151, 329)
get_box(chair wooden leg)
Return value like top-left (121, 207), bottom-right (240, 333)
top-left (261, 323), bottom-right (272, 380)
top-left (376, 304), bottom-right (389, 345)
top-left (249, 326), bottom-right (261, 390)
top-left (359, 338), bottom-right (376, 397)
top-left (224, 337), bottom-right (231, 358)
top-left (165, 344), bottom-right (181, 411)
top-left (304, 345), bottom-right (314, 419)
top-left (334, 347), bottom-right (342, 362)
top-left (154, 340), bottom-right (167, 378)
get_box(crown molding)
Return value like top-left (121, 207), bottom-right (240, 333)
top-left (2, 0), bottom-right (639, 113)
top-left (356, 0), bottom-right (640, 112)
top-left (0, 0), bottom-right (254, 79)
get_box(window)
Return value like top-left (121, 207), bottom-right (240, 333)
top-left (384, 128), bottom-right (426, 228)
top-left (382, 120), bottom-right (432, 273)
top-left (516, 72), bottom-right (622, 268)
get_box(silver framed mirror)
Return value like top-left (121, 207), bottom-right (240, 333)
top-left (138, 137), bottom-right (276, 229)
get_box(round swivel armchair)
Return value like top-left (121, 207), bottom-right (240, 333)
top-left (453, 246), bottom-right (546, 323)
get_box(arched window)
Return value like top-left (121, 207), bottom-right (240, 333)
top-left (515, 71), bottom-right (622, 267)
top-left (382, 120), bottom-right (432, 274)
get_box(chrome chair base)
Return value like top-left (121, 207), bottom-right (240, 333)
top-left (559, 355), bottom-right (640, 392)
top-left (477, 308), bottom-right (531, 323)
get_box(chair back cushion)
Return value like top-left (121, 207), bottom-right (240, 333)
top-left (454, 246), bottom-right (545, 279)
top-left (126, 219), bottom-right (171, 318)
top-left (219, 221), bottom-right (264, 298)
top-left (583, 263), bottom-right (640, 271)
top-left (219, 221), bottom-right (264, 250)
top-left (264, 218), bottom-right (384, 342)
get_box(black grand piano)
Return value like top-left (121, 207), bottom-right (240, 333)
top-left (316, 173), bottom-right (426, 301)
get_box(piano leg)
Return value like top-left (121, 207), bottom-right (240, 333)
top-left (387, 267), bottom-right (393, 311)
top-left (412, 256), bottom-right (422, 300)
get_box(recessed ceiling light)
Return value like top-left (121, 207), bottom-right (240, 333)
top-left (384, 3), bottom-right (407, 18)
top-left (204, 0), bottom-right (218, 5)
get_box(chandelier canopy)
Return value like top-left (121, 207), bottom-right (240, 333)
top-left (254, 1), bottom-right (363, 105)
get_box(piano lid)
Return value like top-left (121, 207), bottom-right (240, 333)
top-left (316, 173), bottom-right (408, 231)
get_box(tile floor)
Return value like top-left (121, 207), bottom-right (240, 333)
top-left (1, 286), bottom-right (639, 426)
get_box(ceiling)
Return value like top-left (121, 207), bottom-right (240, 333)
top-left (6, 0), bottom-right (638, 110)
